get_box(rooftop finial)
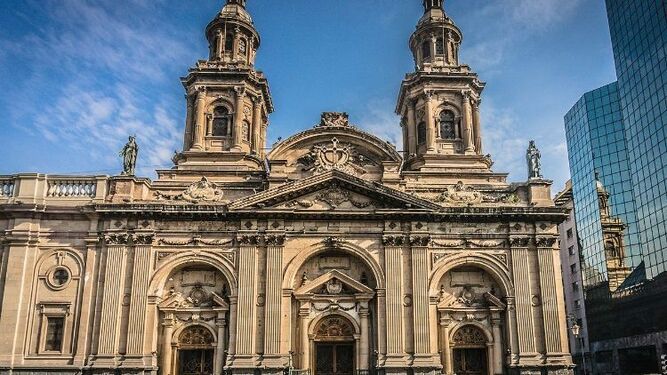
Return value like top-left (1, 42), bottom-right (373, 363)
top-left (423, 0), bottom-right (444, 12)
top-left (227, 0), bottom-right (246, 7)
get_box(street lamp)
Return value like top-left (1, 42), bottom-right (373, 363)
top-left (568, 317), bottom-right (587, 375)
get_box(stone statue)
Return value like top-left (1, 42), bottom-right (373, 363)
top-left (120, 136), bottom-right (138, 176)
top-left (526, 140), bottom-right (542, 179)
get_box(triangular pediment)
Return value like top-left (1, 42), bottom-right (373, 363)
top-left (158, 291), bottom-right (229, 310)
top-left (294, 269), bottom-right (374, 297)
top-left (228, 170), bottom-right (440, 211)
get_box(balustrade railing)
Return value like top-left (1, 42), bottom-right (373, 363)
top-left (47, 178), bottom-right (98, 198)
top-left (0, 178), bottom-right (15, 197)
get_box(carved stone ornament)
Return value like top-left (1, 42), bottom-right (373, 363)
top-left (452, 326), bottom-right (487, 346)
top-left (155, 177), bottom-right (226, 203)
top-left (431, 238), bottom-right (505, 249)
top-left (435, 182), bottom-right (484, 205)
top-left (410, 235), bottom-right (431, 247)
top-left (315, 316), bottom-right (355, 339)
top-left (535, 237), bottom-right (558, 248)
top-left (325, 278), bottom-right (343, 295)
top-left (158, 236), bottom-right (233, 247)
top-left (102, 233), bottom-right (154, 246)
top-left (382, 235), bottom-right (406, 247)
top-left (265, 234), bottom-right (286, 246)
top-left (323, 236), bottom-right (344, 248)
top-left (285, 186), bottom-right (375, 210)
top-left (237, 235), bottom-right (261, 246)
top-left (318, 112), bottom-right (350, 127)
top-left (510, 237), bottom-right (532, 247)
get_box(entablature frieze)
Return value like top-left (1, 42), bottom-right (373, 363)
top-left (100, 232), bottom-right (155, 246)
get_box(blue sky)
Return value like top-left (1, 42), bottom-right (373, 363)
top-left (0, 0), bottom-right (617, 190)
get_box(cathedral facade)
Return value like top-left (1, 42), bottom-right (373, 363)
top-left (0, 1), bottom-right (574, 375)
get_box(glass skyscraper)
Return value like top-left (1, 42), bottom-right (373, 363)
top-left (562, 1), bottom-right (667, 373)
top-left (565, 83), bottom-right (642, 289)
top-left (607, 0), bottom-right (667, 279)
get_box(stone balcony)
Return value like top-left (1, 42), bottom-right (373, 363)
top-left (0, 173), bottom-right (109, 206)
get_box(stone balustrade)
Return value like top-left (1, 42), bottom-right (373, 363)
top-left (0, 174), bottom-right (108, 203)
top-left (47, 178), bottom-right (98, 198)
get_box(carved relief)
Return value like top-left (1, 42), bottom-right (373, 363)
top-left (315, 316), bottom-right (355, 339)
top-left (155, 177), bottom-right (227, 203)
top-left (284, 186), bottom-right (376, 210)
top-left (452, 326), bottom-right (487, 346)
top-left (296, 138), bottom-right (378, 177)
top-left (318, 112), bottom-right (350, 127)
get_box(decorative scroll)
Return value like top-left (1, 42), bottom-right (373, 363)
top-left (155, 177), bottom-right (226, 203)
top-left (431, 238), bottom-right (506, 249)
top-left (158, 237), bottom-right (233, 247)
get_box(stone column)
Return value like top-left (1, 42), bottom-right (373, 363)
top-left (206, 113), bottom-right (213, 137)
top-left (215, 314), bottom-right (227, 375)
top-left (425, 92), bottom-right (437, 152)
top-left (233, 236), bottom-right (258, 367)
top-left (126, 235), bottom-right (154, 359)
top-left (537, 237), bottom-right (566, 354)
top-left (97, 238), bottom-right (128, 359)
top-left (406, 101), bottom-right (417, 157)
top-left (216, 30), bottom-right (224, 60)
top-left (183, 95), bottom-right (194, 150)
top-left (509, 238), bottom-right (537, 358)
top-left (383, 237), bottom-right (404, 359)
top-left (264, 235), bottom-right (285, 366)
top-left (376, 289), bottom-right (387, 366)
top-left (439, 315), bottom-right (453, 375)
top-left (299, 308), bottom-right (312, 370)
top-left (461, 92), bottom-right (475, 154)
top-left (473, 99), bottom-right (482, 154)
top-left (260, 124), bottom-right (268, 158)
top-left (161, 314), bottom-right (175, 375)
top-left (359, 306), bottom-right (370, 370)
top-left (252, 97), bottom-right (263, 155)
top-left (227, 296), bottom-right (238, 359)
top-left (491, 316), bottom-right (503, 375)
top-left (401, 118), bottom-right (409, 159)
top-left (232, 87), bottom-right (246, 151)
top-left (192, 88), bottom-right (207, 150)
top-left (505, 297), bottom-right (520, 366)
top-left (429, 35), bottom-right (437, 62)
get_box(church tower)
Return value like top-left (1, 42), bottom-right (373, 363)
top-left (175, 0), bottom-right (273, 174)
top-left (396, 0), bottom-right (490, 174)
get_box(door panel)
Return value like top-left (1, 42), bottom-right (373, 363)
top-left (453, 348), bottom-right (487, 375)
top-left (179, 349), bottom-right (214, 375)
top-left (315, 343), bottom-right (354, 375)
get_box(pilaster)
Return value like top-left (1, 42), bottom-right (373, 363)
top-left (232, 87), bottom-right (246, 151)
top-left (509, 237), bottom-right (539, 363)
top-left (382, 235), bottom-right (407, 365)
top-left (230, 233), bottom-right (260, 369)
top-left (192, 88), bottom-right (207, 150)
top-left (124, 233), bottom-right (155, 367)
top-left (95, 234), bottom-right (129, 367)
top-left (263, 234), bottom-right (288, 368)
top-left (425, 91), bottom-right (436, 152)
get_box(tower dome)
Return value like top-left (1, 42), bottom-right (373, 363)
top-left (205, 0), bottom-right (260, 66)
top-left (410, 0), bottom-right (463, 71)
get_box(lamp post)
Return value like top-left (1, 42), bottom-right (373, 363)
top-left (568, 315), bottom-right (587, 375)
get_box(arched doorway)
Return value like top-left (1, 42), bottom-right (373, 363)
top-left (177, 326), bottom-right (215, 375)
top-left (451, 326), bottom-right (488, 375)
top-left (313, 316), bottom-right (356, 375)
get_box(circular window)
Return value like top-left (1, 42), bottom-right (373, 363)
top-left (46, 267), bottom-right (71, 290)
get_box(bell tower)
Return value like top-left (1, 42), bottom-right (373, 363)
top-left (396, 0), bottom-right (490, 173)
top-left (176, 0), bottom-right (273, 174)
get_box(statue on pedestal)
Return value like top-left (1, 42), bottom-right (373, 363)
top-left (526, 140), bottom-right (542, 179)
top-left (120, 136), bottom-right (138, 176)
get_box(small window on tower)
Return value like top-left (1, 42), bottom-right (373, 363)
top-left (212, 107), bottom-right (230, 137)
top-left (421, 41), bottom-right (431, 60)
top-left (439, 110), bottom-right (457, 139)
top-left (225, 33), bottom-right (234, 52)
top-left (417, 122), bottom-right (427, 145)
top-left (239, 38), bottom-right (247, 55)
top-left (436, 38), bottom-right (445, 55)
top-left (45, 317), bottom-right (64, 352)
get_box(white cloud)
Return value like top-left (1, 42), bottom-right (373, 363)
top-left (356, 99), bottom-right (403, 150)
top-left (461, 0), bottom-right (583, 70)
top-left (482, 100), bottom-right (529, 180)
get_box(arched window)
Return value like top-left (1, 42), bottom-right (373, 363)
top-left (439, 110), bottom-right (457, 140)
top-left (212, 107), bottom-right (230, 137)
top-left (436, 38), bottom-right (445, 55)
top-left (421, 41), bottom-right (431, 60)
top-left (417, 122), bottom-right (427, 145)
